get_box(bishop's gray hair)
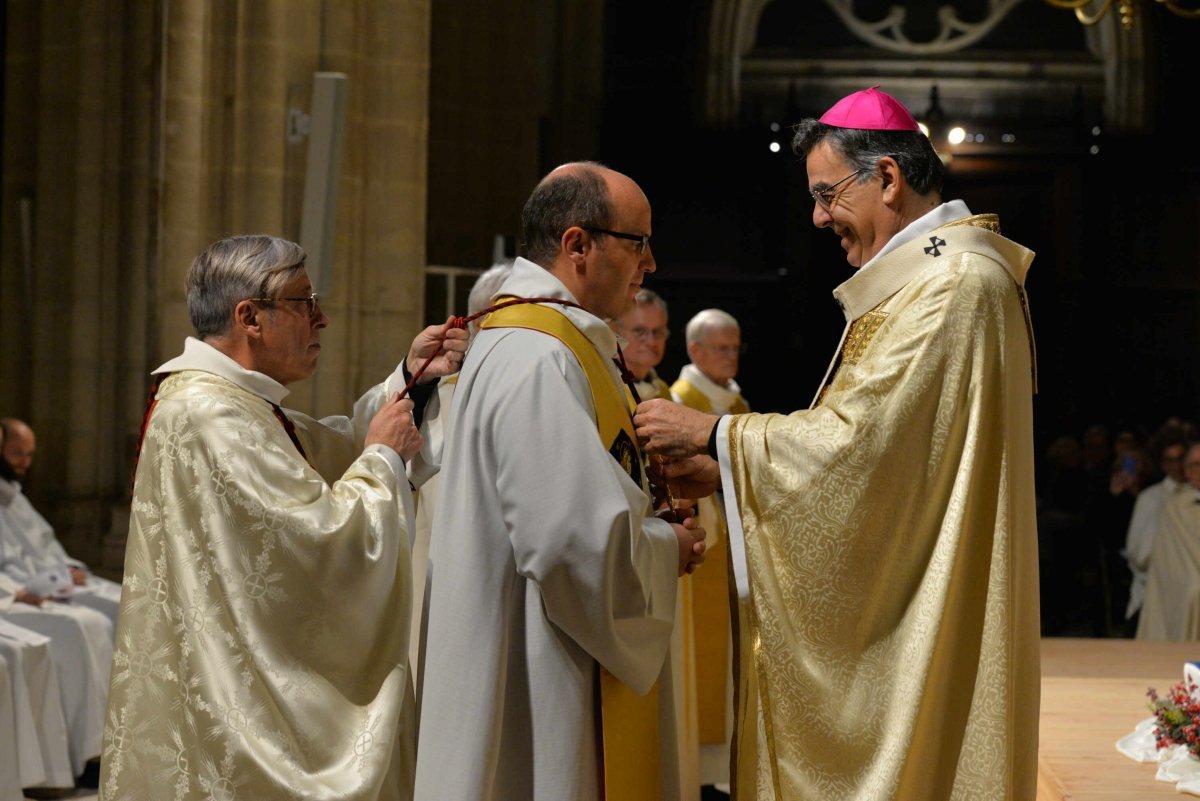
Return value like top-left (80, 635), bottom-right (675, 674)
top-left (521, 162), bottom-right (614, 267)
top-left (186, 235), bottom-right (306, 339)
top-left (792, 119), bottom-right (945, 197)
top-left (686, 308), bottom-right (739, 346)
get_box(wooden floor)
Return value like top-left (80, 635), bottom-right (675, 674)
top-left (21, 639), bottom-right (1194, 801)
top-left (1038, 637), bottom-right (1199, 800)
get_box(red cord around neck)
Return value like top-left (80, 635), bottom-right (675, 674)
top-left (398, 296), bottom-right (584, 399)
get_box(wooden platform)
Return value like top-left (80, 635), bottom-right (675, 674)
top-left (1037, 637), bottom-right (1199, 800)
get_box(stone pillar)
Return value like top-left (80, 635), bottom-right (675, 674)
top-left (1, 0), bottom-right (160, 570)
top-left (0, 0), bottom-right (432, 575)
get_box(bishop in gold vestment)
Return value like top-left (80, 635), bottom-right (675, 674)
top-left (636, 88), bottom-right (1040, 800)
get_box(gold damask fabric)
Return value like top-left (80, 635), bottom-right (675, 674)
top-left (101, 370), bottom-right (414, 801)
top-left (725, 218), bottom-right (1040, 800)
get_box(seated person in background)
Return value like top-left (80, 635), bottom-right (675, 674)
top-left (1138, 442), bottom-right (1200, 640)
top-left (611, 288), bottom-right (672, 401)
top-left (1, 444), bottom-right (111, 786)
top-left (1124, 425), bottom-right (1190, 630)
top-left (0, 419), bottom-right (122, 625)
top-left (1, 615), bottom-right (74, 795)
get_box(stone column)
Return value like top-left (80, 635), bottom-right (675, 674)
top-left (0, 0), bottom-right (432, 574)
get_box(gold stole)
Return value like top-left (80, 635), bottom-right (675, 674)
top-left (481, 302), bottom-right (661, 801)
top-left (669, 377), bottom-right (745, 745)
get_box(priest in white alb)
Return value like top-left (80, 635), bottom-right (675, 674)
top-left (414, 163), bottom-right (706, 801)
top-left (1137, 442), bottom-right (1200, 641)
top-left (635, 87), bottom-right (1040, 800)
top-left (99, 235), bottom-right (466, 801)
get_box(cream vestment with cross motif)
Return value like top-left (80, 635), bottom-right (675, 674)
top-left (100, 338), bottom-right (425, 801)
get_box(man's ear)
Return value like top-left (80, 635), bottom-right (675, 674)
top-left (878, 156), bottom-right (902, 205)
top-left (561, 226), bottom-right (590, 269)
top-left (233, 300), bottom-right (265, 340)
top-left (687, 340), bottom-right (701, 363)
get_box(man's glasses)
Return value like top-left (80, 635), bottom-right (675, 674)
top-left (810, 168), bottom-right (871, 212)
top-left (247, 292), bottom-right (320, 318)
top-left (584, 227), bottom-right (651, 255)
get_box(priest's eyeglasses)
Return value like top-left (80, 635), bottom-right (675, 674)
top-left (584, 227), bottom-right (651, 255)
top-left (247, 292), bottom-right (320, 318)
top-left (810, 168), bottom-right (870, 212)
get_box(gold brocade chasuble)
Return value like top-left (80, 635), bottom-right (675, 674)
top-left (481, 302), bottom-right (661, 801)
top-left (723, 214), bottom-right (1040, 800)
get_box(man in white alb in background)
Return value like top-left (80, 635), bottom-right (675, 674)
top-left (669, 307), bottom-right (748, 795)
top-left (1123, 424), bottom-right (1189, 632)
top-left (409, 258), bottom-right (514, 668)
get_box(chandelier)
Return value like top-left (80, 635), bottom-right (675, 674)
top-left (1045, 0), bottom-right (1200, 29)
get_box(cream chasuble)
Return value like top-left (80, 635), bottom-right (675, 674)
top-left (718, 209), bottom-right (1040, 800)
top-left (1137, 488), bottom-right (1200, 640)
top-left (101, 339), bottom-right (420, 801)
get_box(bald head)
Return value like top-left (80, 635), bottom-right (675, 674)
top-left (521, 161), bottom-right (647, 267)
top-left (0, 418), bottom-right (35, 480)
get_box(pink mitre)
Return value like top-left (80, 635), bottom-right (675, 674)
top-left (819, 86), bottom-right (920, 132)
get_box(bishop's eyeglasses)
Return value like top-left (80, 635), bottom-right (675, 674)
top-left (810, 168), bottom-right (870, 212)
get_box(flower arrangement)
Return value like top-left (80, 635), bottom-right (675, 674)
top-left (1148, 680), bottom-right (1200, 755)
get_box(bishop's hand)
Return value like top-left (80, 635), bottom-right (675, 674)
top-left (634, 398), bottom-right (717, 458)
top-left (407, 317), bottom-right (469, 382)
top-left (662, 454), bottom-right (721, 499)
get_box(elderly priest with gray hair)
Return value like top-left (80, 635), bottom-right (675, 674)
top-left (635, 87), bottom-right (1040, 800)
top-left (99, 235), bottom-right (467, 801)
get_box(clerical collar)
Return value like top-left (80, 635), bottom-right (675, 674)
top-left (679, 364), bottom-right (743, 410)
top-left (492, 257), bottom-right (621, 359)
top-left (863, 200), bottom-right (971, 271)
top-left (153, 337), bottom-right (290, 405)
